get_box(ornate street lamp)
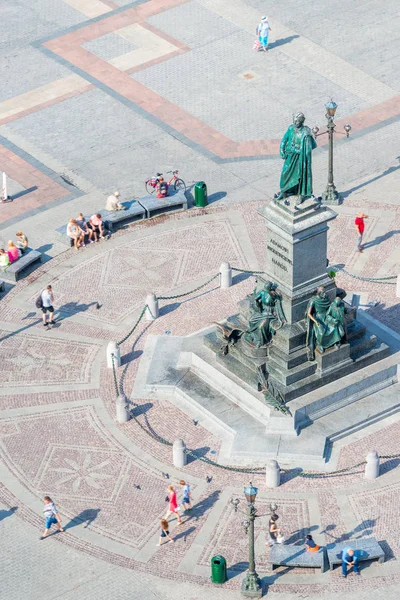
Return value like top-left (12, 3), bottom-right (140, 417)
top-left (231, 483), bottom-right (263, 598)
top-left (312, 99), bottom-right (351, 205)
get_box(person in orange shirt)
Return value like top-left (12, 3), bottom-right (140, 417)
top-left (354, 212), bottom-right (368, 252)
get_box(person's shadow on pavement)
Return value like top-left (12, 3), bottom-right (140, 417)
top-left (64, 508), bottom-right (101, 530)
top-left (0, 506), bottom-right (18, 521)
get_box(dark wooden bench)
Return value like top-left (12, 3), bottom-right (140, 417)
top-left (1, 250), bottom-right (42, 282)
top-left (55, 200), bottom-right (145, 246)
top-left (267, 544), bottom-right (325, 573)
top-left (138, 190), bottom-right (188, 218)
top-left (327, 537), bottom-right (385, 571)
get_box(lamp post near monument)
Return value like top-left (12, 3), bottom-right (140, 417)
top-left (231, 483), bottom-right (263, 598)
top-left (312, 100), bottom-right (351, 205)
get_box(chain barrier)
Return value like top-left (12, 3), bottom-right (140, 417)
top-left (109, 264), bottom-right (399, 478)
top-left (231, 267), bottom-right (269, 277)
top-left (334, 266), bottom-right (397, 284)
top-left (117, 304), bottom-right (148, 346)
top-left (157, 273), bottom-right (219, 301)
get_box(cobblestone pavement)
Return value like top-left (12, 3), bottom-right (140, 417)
top-left (0, 0), bottom-right (400, 598)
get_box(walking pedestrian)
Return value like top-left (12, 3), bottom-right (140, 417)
top-left (164, 485), bottom-right (182, 525)
top-left (341, 547), bottom-right (360, 577)
top-left (355, 212), bottom-right (368, 252)
top-left (179, 479), bottom-right (192, 511)
top-left (41, 284), bottom-right (55, 327)
top-left (40, 496), bottom-right (64, 540)
top-left (156, 519), bottom-right (174, 546)
top-left (266, 513), bottom-right (281, 546)
top-left (256, 16), bottom-right (272, 52)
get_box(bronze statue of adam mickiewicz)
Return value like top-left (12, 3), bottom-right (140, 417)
top-left (275, 112), bottom-right (317, 206)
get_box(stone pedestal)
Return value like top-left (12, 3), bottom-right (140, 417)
top-left (205, 196), bottom-right (388, 404)
top-left (259, 196), bottom-right (337, 327)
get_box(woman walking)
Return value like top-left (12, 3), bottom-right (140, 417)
top-left (267, 513), bottom-right (281, 546)
top-left (257, 16), bottom-right (272, 52)
top-left (164, 485), bottom-right (182, 525)
top-left (40, 496), bottom-right (64, 540)
top-left (157, 519), bottom-right (174, 546)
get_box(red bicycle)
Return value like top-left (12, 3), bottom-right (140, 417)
top-left (145, 170), bottom-right (186, 195)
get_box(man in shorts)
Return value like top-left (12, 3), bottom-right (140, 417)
top-left (41, 284), bottom-right (55, 327)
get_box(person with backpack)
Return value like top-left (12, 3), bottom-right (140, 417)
top-left (37, 285), bottom-right (55, 327)
top-left (257, 16), bottom-right (272, 52)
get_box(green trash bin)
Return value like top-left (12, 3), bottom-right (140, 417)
top-left (194, 181), bottom-right (208, 207)
top-left (210, 555), bottom-right (227, 584)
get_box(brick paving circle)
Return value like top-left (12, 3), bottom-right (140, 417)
top-left (0, 200), bottom-right (399, 595)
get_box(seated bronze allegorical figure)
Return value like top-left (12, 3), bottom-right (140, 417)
top-left (306, 287), bottom-right (347, 361)
top-left (243, 281), bottom-right (286, 348)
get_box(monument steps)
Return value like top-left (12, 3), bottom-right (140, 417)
top-left (320, 382), bottom-right (400, 459)
top-left (268, 359), bottom-right (317, 386)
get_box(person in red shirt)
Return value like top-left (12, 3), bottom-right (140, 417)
top-left (354, 212), bottom-right (368, 252)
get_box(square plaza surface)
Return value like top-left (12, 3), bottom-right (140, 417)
top-left (0, 2), bottom-right (399, 600)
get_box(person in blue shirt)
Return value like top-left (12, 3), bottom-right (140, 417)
top-left (342, 548), bottom-right (360, 577)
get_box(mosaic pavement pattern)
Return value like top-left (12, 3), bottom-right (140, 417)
top-left (0, 199), bottom-right (399, 598)
top-left (0, 0), bottom-right (399, 598)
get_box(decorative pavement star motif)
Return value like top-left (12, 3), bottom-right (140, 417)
top-left (51, 453), bottom-right (112, 492)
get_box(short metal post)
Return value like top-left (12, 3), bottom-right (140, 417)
top-left (116, 393), bottom-right (130, 423)
top-left (219, 262), bottom-right (232, 288)
top-left (365, 450), bottom-right (380, 480)
top-left (265, 459), bottom-right (280, 488)
top-left (107, 341), bottom-right (120, 369)
top-left (145, 294), bottom-right (159, 321)
top-left (173, 439), bottom-right (187, 468)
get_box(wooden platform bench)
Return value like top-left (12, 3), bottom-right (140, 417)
top-left (1, 250), bottom-right (42, 282)
top-left (327, 537), bottom-right (385, 571)
top-left (268, 544), bottom-right (325, 573)
top-left (138, 190), bottom-right (188, 218)
top-left (55, 200), bottom-right (145, 246)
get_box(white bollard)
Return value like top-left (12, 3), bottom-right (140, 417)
top-left (107, 341), bottom-right (121, 369)
top-left (173, 439), bottom-right (187, 468)
top-left (145, 293), bottom-right (159, 321)
top-left (116, 393), bottom-right (130, 423)
top-left (1, 172), bottom-right (7, 202)
top-left (219, 262), bottom-right (232, 288)
top-left (365, 450), bottom-right (380, 480)
top-left (265, 459), bottom-right (281, 488)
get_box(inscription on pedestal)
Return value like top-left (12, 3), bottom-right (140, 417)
top-left (268, 238), bottom-right (293, 273)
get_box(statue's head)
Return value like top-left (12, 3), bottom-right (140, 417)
top-left (334, 296), bottom-right (342, 306)
top-left (293, 112), bottom-right (305, 128)
top-left (316, 286), bottom-right (326, 298)
top-left (265, 281), bottom-right (277, 293)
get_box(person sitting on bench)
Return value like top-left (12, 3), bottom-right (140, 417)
top-left (7, 241), bottom-right (21, 263)
top-left (106, 191), bottom-right (124, 211)
top-left (342, 548), bottom-right (360, 577)
top-left (16, 231), bottom-right (29, 253)
top-left (0, 248), bottom-right (10, 269)
top-left (305, 534), bottom-right (320, 552)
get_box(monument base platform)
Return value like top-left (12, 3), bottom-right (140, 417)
top-left (132, 317), bottom-right (399, 470)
